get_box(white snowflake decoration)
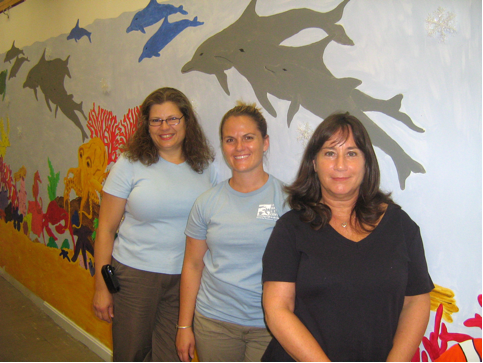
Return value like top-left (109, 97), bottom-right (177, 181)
top-left (425, 7), bottom-right (456, 42)
top-left (297, 122), bottom-right (313, 147)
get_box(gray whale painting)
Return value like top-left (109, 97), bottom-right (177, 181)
top-left (182, 0), bottom-right (425, 189)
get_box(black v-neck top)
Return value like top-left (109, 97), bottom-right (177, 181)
top-left (262, 203), bottom-right (434, 362)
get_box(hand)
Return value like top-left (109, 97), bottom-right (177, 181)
top-left (176, 328), bottom-right (195, 362)
top-left (92, 288), bottom-right (114, 323)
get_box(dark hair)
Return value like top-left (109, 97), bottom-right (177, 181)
top-left (219, 101), bottom-right (268, 140)
top-left (123, 87), bottom-right (214, 173)
top-left (286, 112), bottom-right (394, 231)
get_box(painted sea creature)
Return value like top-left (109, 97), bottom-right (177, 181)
top-left (3, 41), bottom-right (24, 63)
top-left (42, 199), bottom-right (74, 245)
top-left (71, 223), bottom-right (95, 270)
top-left (0, 117), bottom-right (10, 158)
top-left (23, 50), bottom-right (88, 141)
top-left (63, 138), bottom-right (108, 229)
top-left (27, 171), bottom-right (43, 238)
top-left (139, 16), bottom-right (204, 62)
top-left (14, 166), bottom-right (27, 216)
top-left (127, 0), bottom-right (188, 33)
top-left (0, 69), bottom-right (7, 101)
top-left (182, 0), bottom-right (424, 189)
top-left (67, 19), bottom-right (92, 43)
top-left (182, 0), bottom-right (353, 94)
top-left (8, 56), bottom-right (29, 80)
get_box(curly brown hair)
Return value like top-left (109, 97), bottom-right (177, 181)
top-left (286, 112), bottom-right (395, 231)
top-left (122, 87), bottom-right (214, 173)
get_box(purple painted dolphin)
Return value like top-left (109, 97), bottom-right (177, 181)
top-left (67, 19), bottom-right (92, 43)
top-left (127, 0), bottom-right (188, 33)
top-left (139, 16), bottom-right (203, 62)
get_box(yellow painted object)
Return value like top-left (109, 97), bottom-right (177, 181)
top-left (430, 284), bottom-right (459, 323)
top-left (0, 220), bottom-right (112, 349)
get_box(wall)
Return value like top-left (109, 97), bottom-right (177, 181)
top-left (0, 0), bottom-right (481, 360)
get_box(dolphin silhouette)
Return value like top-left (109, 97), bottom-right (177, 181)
top-left (4, 41), bottom-right (24, 63)
top-left (23, 50), bottom-right (88, 141)
top-left (139, 16), bottom-right (204, 62)
top-left (67, 19), bottom-right (92, 43)
top-left (181, 0), bottom-right (425, 189)
top-left (127, 0), bottom-right (188, 33)
top-left (8, 56), bottom-right (30, 80)
top-left (182, 0), bottom-right (353, 95)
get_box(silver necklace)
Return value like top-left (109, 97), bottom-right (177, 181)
top-left (341, 222), bottom-right (348, 228)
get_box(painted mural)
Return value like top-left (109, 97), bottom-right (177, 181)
top-left (0, 0), bottom-right (480, 357)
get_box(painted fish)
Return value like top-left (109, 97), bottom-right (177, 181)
top-left (67, 19), bottom-right (92, 43)
top-left (127, 0), bottom-right (188, 33)
top-left (139, 16), bottom-right (203, 62)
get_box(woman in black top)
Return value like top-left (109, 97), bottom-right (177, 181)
top-left (262, 112), bottom-right (433, 362)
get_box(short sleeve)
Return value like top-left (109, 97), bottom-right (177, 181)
top-left (185, 196), bottom-right (208, 240)
top-left (262, 214), bottom-right (301, 283)
top-left (404, 219), bottom-right (434, 296)
top-left (102, 154), bottom-right (134, 199)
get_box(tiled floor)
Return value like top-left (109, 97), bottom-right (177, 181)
top-left (0, 275), bottom-right (103, 362)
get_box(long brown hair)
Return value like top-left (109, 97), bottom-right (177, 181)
top-left (286, 112), bottom-right (394, 230)
top-left (123, 87), bottom-right (214, 173)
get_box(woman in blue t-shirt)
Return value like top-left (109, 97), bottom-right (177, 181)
top-left (92, 87), bottom-right (217, 361)
top-left (176, 102), bottom-right (289, 362)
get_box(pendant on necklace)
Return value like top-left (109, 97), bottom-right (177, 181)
top-left (341, 222), bottom-right (347, 228)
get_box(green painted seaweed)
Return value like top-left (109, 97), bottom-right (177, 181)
top-left (47, 158), bottom-right (60, 202)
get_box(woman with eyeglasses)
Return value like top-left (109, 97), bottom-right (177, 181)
top-left (176, 102), bottom-right (290, 362)
top-left (92, 87), bottom-right (217, 361)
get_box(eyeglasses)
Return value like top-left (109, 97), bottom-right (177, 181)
top-left (148, 115), bottom-right (184, 126)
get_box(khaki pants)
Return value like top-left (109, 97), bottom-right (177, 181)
top-left (111, 258), bottom-right (180, 362)
top-left (194, 310), bottom-right (272, 362)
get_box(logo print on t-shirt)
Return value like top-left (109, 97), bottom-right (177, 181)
top-left (256, 204), bottom-right (279, 220)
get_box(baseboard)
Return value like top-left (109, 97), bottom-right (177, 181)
top-left (0, 267), bottom-right (113, 361)
top-left (43, 302), bottom-right (113, 362)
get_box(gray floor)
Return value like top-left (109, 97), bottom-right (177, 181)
top-left (0, 275), bottom-right (103, 362)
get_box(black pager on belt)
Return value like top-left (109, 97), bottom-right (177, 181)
top-left (101, 264), bottom-right (120, 293)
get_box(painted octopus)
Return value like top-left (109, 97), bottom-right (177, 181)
top-left (63, 137), bottom-right (108, 228)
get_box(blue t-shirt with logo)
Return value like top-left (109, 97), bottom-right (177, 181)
top-left (185, 175), bottom-right (290, 327)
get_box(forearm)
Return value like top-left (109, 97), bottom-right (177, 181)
top-left (387, 293), bottom-right (431, 362)
top-left (266, 309), bottom-right (330, 362)
top-left (93, 229), bottom-right (116, 291)
top-left (178, 262), bottom-right (203, 326)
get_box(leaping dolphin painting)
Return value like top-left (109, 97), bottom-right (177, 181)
top-left (127, 0), bottom-right (188, 33)
top-left (8, 56), bottom-right (30, 80)
top-left (4, 41), bottom-right (25, 63)
top-left (139, 16), bottom-right (204, 62)
top-left (181, 0), bottom-right (425, 189)
top-left (23, 50), bottom-right (88, 141)
top-left (67, 19), bottom-right (92, 43)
